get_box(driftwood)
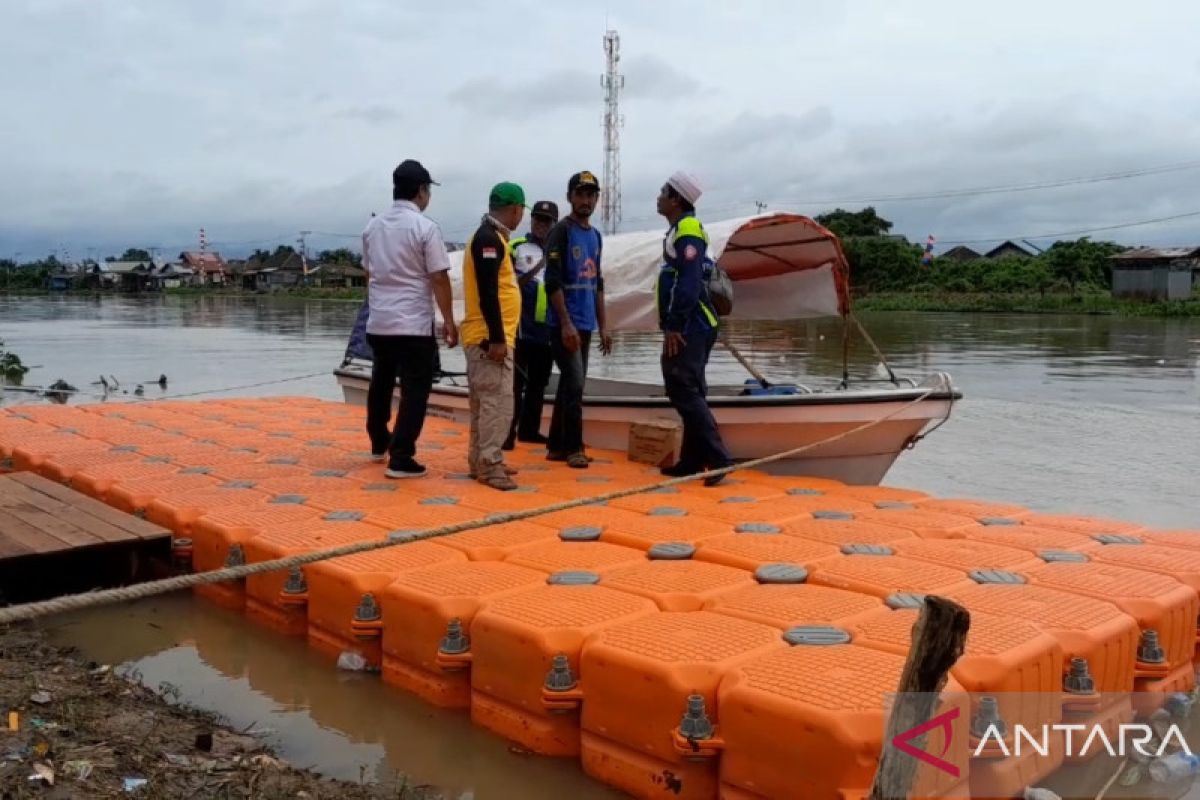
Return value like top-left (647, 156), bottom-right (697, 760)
top-left (867, 595), bottom-right (971, 800)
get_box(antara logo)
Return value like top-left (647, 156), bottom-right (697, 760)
top-left (892, 707), bottom-right (961, 778)
top-left (974, 723), bottom-right (1194, 759)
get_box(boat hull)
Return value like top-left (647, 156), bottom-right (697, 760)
top-left (333, 366), bottom-right (957, 485)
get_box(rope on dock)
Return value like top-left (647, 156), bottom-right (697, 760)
top-left (0, 375), bottom-right (953, 625)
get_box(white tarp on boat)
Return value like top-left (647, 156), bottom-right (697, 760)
top-left (443, 212), bottom-right (851, 333)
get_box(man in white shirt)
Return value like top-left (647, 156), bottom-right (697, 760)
top-left (362, 159), bottom-right (458, 479)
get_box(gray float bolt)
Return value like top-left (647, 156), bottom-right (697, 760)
top-left (354, 593), bottom-right (381, 622)
top-left (678, 694), bottom-right (714, 741)
top-left (440, 618), bottom-right (470, 655)
top-left (1064, 657), bottom-right (1095, 694)
top-left (225, 544), bottom-right (246, 568)
top-left (1138, 630), bottom-right (1166, 664)
top-left (283, 567), bottom-right (307, 595)
top-left (544, 654), bottom-right (578, 692)
top-left (972, 696), bottom-right (1007, 739)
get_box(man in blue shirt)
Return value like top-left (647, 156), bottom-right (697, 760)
top-left (543, 170), bottom-right (613, 468)
top-left (503, 199), bottom-right (558, 450)
top-left (655, 171), bottom-right (733, 486)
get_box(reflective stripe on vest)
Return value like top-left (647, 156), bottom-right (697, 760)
top-left (534, 282), bottom-right (548, 323)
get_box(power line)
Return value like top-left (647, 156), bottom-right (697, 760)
top-left (762, 160), bottom-right (1200, 208)
top-left (936, 210), bottom-right (1200, 245)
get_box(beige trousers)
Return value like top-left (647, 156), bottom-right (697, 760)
top-left (465, 344), bottom-right (514, 479)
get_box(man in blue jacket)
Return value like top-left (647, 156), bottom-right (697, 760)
top-left (543, 171), bottom-right (613, 469)
top-left (655, 171), bottom-right (733, 486)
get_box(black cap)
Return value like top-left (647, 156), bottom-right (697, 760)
top-left (568, 170), bottom-right (601, 193)
top-left (531, 200), bottom-right (559, 221)
top-left (392, 159), bottom-right (439, 187)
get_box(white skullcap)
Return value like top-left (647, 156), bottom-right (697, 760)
top-left (666, 170), bottom-right (703, 205)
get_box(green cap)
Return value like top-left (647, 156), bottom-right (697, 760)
top-left (489, 181), bottom-right (526, 209)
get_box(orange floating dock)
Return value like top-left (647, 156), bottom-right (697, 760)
top-left (3, 396), bottom-right (1199, 800)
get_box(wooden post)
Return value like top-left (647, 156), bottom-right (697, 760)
top-left (867, 595), bottom-right (971, 800)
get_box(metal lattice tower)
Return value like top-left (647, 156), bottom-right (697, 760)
top-left (601, 29), bottom-right (624, 236)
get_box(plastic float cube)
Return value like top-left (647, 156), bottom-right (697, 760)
top-left (379, 561), bottom-right (547, 708)
top-left (304, 536), bottom-right (466, 666)
top-left (579, 611), bottom-right (786, 800)
top-left (775, 516), bottom-right (917, 548)
top-left (807, 550), bottom-right (971, 599)
top-left (718, 639), bottom-right (971, 800)
top-left (598, 545), bottom-right (757, 611)
top-left (848, 607), bottom-right (1066, 799)
top-left (242, 514), bottom-right (390, 635)
top-left (469, 579), bottom-right (660, 756)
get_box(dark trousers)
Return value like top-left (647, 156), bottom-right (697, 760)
top-left (509, 339), bottom-right (554, 442)
top-left (662, 329), bottom-right (732, 470)
top-left (365, 334), bottom-right (436, 462)
top-left (548, 329), bottom-right (591, 455)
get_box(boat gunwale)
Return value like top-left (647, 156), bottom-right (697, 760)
top-left (332, 365), bottom-right (961, 409)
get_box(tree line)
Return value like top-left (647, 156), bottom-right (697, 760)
top-left (815, 207), bottom-right (1126, 296)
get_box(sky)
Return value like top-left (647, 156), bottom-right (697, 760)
top-left (2, 0), bottom-right (1199, 261)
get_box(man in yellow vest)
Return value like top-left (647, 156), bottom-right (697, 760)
top-left (460, 182), bottom-right (526, 490)
top-left (503, 199), bottom-right (558, 450)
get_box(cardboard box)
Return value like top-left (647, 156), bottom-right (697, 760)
top-left (627, 419), bottom-right (681, 467)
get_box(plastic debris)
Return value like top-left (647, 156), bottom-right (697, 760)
top-left (194, 732), bottom-right (213, 752)
top-left (63, 760), bottom-right (94, 780)
top-left (1119, 763), bottom-right (1145, 787)
top-left (164, 753), bottom-right (192, 767)
top-left (7, 711), bottom-right (17, 731)
top-left (336, 651), bottom-right (369, 672)
top-left (1022, 789), bottom-right (1061, 800)
top-left (1149, 752), bottom-right (1200, 782)
top-left (30, 690), bottom-right (52, 705)
top-left (31, 762), bottom-right (55, 785)
top-left (123, 776), bottom-right (149, 792)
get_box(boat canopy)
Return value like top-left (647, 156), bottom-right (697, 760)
top-left (441, 212), bottom-right (851, 333)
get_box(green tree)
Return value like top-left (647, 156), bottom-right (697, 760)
top-left (815, 207), bottom-right (894, 238)
top-left (316, 248), bottom-right (361, 267)
top-left (842, 237), bottom-right (924, 292)
top-left (119, 248), bottom-right (152, 261)
top-left (1041, 238), bottom-right (1124, 295)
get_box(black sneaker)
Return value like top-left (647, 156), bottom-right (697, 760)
top-left (660, 463), bottom-right (701, 478)
top-left (501, 436), bottom-right (515, 451)
top-left (703, 462), bottom-right (734, 487)
top-left (385, 457), bottom-right (427, 479)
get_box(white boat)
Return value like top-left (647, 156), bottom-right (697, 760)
top-left (336, 212), bottom-right (961, 485)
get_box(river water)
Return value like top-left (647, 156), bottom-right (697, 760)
top-left (3, 295), bottom-right (1199, 796)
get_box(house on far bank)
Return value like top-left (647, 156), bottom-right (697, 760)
top-left (983, 240), bottom-right (1035, 260)
top-left (940, 246), bottom-right (981, 262)
top-left (1110, 247), bottom-right (1200, 301)
top-left (181, 251), bottom-right (228, 286)
top-left (313, 263), bottom-right (366, 289)
top-left (241, 249), bottom-right (309, 291)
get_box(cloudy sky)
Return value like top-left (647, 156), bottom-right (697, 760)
top-left (2, 0), bottom-right (1198, 260)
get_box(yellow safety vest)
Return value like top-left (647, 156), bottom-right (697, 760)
top-left (656, 215), bottom-right (719, 329)
top-left (508, 236), bottom-right (548, 324)
top-left (461, 226), bottom-right (521, 347)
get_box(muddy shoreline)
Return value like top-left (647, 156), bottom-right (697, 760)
top-left (0, 624), bottom-right (451, 799)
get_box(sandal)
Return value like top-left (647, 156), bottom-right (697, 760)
top-left (482, 474), bottom-right (518, 491)
top-left (566, 452), bottom-right (590, 469)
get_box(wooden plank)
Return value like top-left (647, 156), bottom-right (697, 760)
top-left (867, 596), bottom-right (971, 800)
top-left (0, 477), bottom-right (126, 546)
top-left (0, 510), bottom-right (70, 555)
top-left (7, 472), bottom-right (169, 541)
